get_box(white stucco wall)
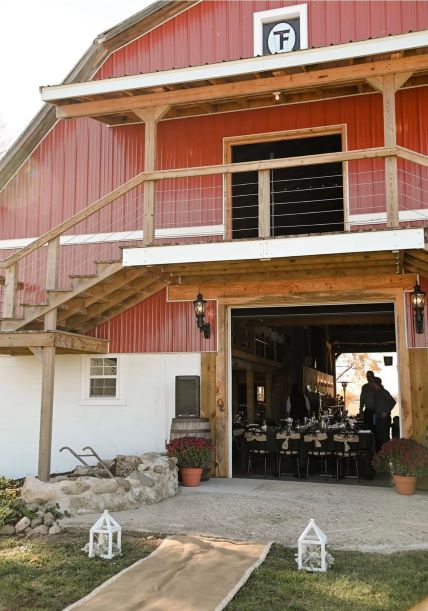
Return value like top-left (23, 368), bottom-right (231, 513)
top-left (0, 352), bottom-right (200, 478)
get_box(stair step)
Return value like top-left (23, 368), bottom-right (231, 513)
top-left (0, 318), bottom-right (25, 331)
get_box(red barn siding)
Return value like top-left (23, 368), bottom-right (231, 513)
top-left (1, 88), bottom-right (428, 243)
top-left (95, 1), bottom-right (428, 79)
top-left (89, 288), bottom-right (217, 353)
top-left (2, 88), bottom-right (428, 243)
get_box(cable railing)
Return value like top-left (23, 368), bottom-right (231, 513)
top-left (0, 145), bottom-right (426, 323)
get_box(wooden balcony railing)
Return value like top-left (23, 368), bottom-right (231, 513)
top-left (0, 145), bottom-right (427, 323)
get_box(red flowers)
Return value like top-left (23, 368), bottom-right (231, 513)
top-left (166, 436), bottom-right (214, 468)
top-left (373, 438), bottom-right (428, 477)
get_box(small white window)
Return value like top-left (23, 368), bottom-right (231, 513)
top-left (81, 355), bottom-right (125, 405)
top-left (89, 357), bottom-right (118, 397)
top-left (253, 4), bottom-right (308, 57)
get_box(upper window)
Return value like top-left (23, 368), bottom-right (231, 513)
top-left (89, 357), bottom-right (118, 398)
top-left (253, 4), bottom-right (308, 56)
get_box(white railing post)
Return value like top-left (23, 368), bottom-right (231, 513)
top-left (4, 263), bottom-right (18, 319)
top-left (44, 237), bottom-right (60, 330)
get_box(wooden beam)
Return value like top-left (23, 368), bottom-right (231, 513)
top-left (38, 346), bottom-right (56, 482)
top-left (44, 237), bottom-right (60, 331)
top-left (265, 372), bottom-right (273, 420)
top-left (382, 74), bottom-right (399, 228)
top-left (0, 331), bottom-right (108, 353)
top-left (232, 348), bottom-right (283, 370)
top-left (258, 169), bottom-right (270, 238)
top-left (137, 107), bottom-right (170, 247)
top-left (397, 145), bottom-right (428, 168)
top-left (395, 290), bottom-right (413, 438)
top-left (168, 273), bottom-right (417, 301)
top-left (409, 348), bottom-right (428, 444)
top-left (246, 369), bottom-right (255, 425)
top-left (55, 54), bottom-right (428, 120)
top-left (215, 304), bottom-right (228, 477)
top-left (29, 347), bottom-right (43, 361)
top-left (200, 352), bottom-right (216, 476)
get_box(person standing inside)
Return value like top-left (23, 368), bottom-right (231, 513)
top-left (371, 376), bottom-right (396, 452)
top-left (286, 384), bottom-right (311, 423)
top-left (359, 370), bottom-right (376, 430)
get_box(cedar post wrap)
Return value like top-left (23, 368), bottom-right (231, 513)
top-left (366, 72), bottom-right (412, 229)
top-left (135, 106), bottom-right (170, 246)
top-left (37, 346), bottom-right (56, 482)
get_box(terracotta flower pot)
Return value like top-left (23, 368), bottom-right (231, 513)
top-left (393, 474), bottom-right (417, 496)
top-left (180, 467), bottom-right (203, 487)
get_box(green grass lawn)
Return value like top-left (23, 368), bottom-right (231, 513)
top-left (0, 533), bottom-right (427, 610)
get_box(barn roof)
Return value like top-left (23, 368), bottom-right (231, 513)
top-left (0, 0), bottom-right (199, 192)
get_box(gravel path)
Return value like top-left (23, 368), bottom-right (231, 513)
top-left (63, 478), bottom-right (428, 552)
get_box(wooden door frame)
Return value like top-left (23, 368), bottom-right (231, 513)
top-left (223, 124), bottom-right (349, 240)
top-left (224, 290), bottom-right (409, 477)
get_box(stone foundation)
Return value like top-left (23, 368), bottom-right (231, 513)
top-left (21, 453), bottom-right (178, 515)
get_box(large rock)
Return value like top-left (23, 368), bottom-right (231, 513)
top-left (90, 479), bottom-right (118, 494)
top-left (30, 517), bottom-right (43, 528)
top-left (43, 512), bottom-right (55, 527)
top-left (15, 517), bottom-right (31, 534)
top-left (29, 524), bottom-right (49, 537)
top-left (21, 477), bottom-right (58, 506)
top-left (59, 480), bottom-right (91, 495)
top-left (49, 524), bottom-right (62, 535)
top-left (113, 455), bottom-right (142, 477)
top-left (0, 524), bottom-right (15, 536)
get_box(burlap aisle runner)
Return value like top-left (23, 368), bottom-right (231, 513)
top-left (64, 535), bottom-right (272, 611)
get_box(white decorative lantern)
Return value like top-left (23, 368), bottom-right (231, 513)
top-left (88, 510), bottom-right (122, 560)
top-left (297, 518), bottom-right (332, 572)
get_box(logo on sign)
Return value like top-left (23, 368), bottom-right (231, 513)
top-left (267, 21), bottom-right (296, 53)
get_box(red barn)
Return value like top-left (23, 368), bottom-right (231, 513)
top-left (0, 0), bottom-right (427, 480)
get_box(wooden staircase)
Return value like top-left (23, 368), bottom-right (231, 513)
top-left (0, 259), bottom-right (169, 334)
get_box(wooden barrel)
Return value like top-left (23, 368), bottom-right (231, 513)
top-left (169, 418), bottom-right (212, 480)
top-left (170, 417), bottom-right (211, 440)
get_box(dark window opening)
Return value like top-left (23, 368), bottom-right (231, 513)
top-left (231, 134), bottom-right (344, 240)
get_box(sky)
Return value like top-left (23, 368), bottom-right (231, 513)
top-left (0, 0), bottom-right (153, 146)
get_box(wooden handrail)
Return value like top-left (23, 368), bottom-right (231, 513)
top-left (0, 145), bottom-right (397, 270)
top-left (397, 146), bottom-right (428, 168)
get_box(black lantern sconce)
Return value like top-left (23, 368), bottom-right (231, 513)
top-left (193, 293), bottom-right (211, 339)
top-left (411, 281), bottom-right (426, 334)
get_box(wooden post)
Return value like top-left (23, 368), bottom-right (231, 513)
top-left (258, 169), bottom-right (271, 238)
top-left (201, 352), bottom-right (217, 476)
top-left (395, 290), bottom-right (413, 438)
top-left (4, 264), bottom-right (17, 319)
top-left (38, 346), bottom-right (56, 482)
top-left (246, 369), bottom-right (255, 424)
top-left (382, 74), bottom-right (399, 228)
top-left (409, 348), bottom-right (428, 444)
top-left (215, 304), bottom-right (228, 476)
top-left (44, 237), bottom-right (60, 331)
top-left (135, 106), bottom-right (169, 246)
top-left (265, 372), bottom-right (273, 419)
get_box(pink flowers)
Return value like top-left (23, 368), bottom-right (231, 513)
top-left (373, 438), bottom-right (428, 477)
top-left (166, 436), bottom-right (214, 468)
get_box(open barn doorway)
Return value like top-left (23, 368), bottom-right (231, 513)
top-left (230, 302), bottom-right (399, 485)
top-left (229, 131), bottom-right (345, 240)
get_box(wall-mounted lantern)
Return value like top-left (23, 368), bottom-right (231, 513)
top-left (411, 282), bottom-right (426, 335)
top-left (193, 293), bottom-right (211, 339)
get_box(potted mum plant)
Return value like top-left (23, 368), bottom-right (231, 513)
top-left (373, 438), bottom-right (428, 495)
top-left (166, 436), bottom-right (213, 487)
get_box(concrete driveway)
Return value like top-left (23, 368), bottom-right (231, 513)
top-left (63, 478), bottom-right (428, 552)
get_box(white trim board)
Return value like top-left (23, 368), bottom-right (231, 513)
top-left (0, 225), bottom-right (224, 251)
top-left (123, 228), bottom-right (425, 267)
top-left (41, 30), bottom-right (428, 102)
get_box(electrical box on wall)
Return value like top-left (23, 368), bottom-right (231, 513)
top-left (175, 376), bottom-right (200, 418)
